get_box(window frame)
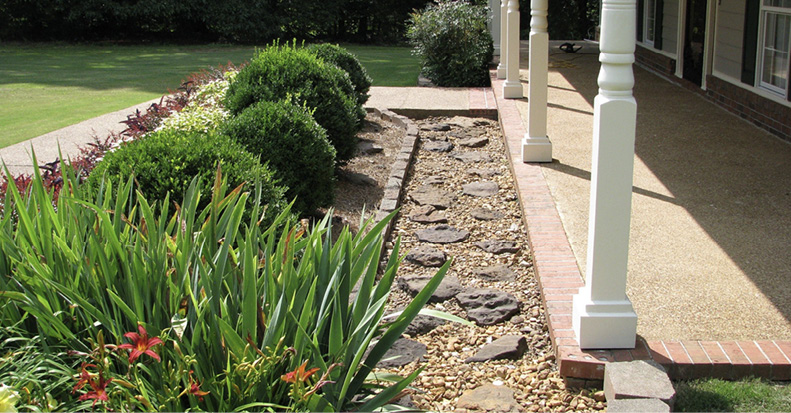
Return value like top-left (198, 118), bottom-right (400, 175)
top-left (757, 1), bottom-right (791, 97)
top-left (644, 0), bottom-right (657, 46)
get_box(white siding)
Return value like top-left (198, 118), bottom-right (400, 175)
top-left (714, 0), bottom-right (745, 79)
top-left (663, 0), bottom-right (680, 53)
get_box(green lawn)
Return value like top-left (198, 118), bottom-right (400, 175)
top-left (675, 378), bottom-right (791, 412)
top-left (0, 43), bottom-right (419, 149)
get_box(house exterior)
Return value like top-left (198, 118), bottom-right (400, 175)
top-left (636, 0), bottom-right (791, 142)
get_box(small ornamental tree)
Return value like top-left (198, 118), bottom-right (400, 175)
top-left (407, 0), bottom-right (494, 87)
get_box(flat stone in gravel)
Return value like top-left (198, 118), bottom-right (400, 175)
top-left (422, 123), bottom-right (451, 132)
top-left (409, 205), bottom-right (448, 224)
top-left (456, 289), bottom-right (520, 325)
top-left (475, 240), bottom-right (520, 254)
top-left (405, 312), bottom-right (447, 336)
top-left (398, 275), bottom-right (464, 303)
top-left (463, 181), bottom-right (499, 197)
top-left (416, 225), bottom-right (469, 244)
top-left (458, 136), bottom-right (489, 148)
top-left (471, 208), bottom-right (505, 221)
top-left (377, 338), bottom-right (427, 368)
top-left (423, 141), bottom-right (454, 153)
top-left (467, 168), bottom-right (501, 178)
top-left (358, 140), bottom-right (383, 155)
top-left (411, 185), bottom-right (456, 210)
top-left (451, 151), bottom-right (492, 163)
top-left (339, 171), bottom-right (377, 186)
top-left (472, 265), bottom-right (516, 282)
top-left (446, 116), bottom-right (480, 129)
top-left (405, 245), bottom-right (447, 267)
top-left (605, 360), bottom-right (676, 409)
top-left (465, 335), bottom-right (528, 363)
top-left (423, 175), bottom-right (445, 185)
top-left (456, 383), bottom-right (521, 412)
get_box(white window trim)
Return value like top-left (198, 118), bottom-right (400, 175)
top-left (756, 2), bottom-right (791, 97)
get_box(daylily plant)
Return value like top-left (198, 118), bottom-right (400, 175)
top-left (73, 364), bottom-right (112, 408)
top-left (118, 325), bottom-right (162, 364)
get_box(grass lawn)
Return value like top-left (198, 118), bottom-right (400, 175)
top-left (0, 43), bottom-right (419, 149)
top-left (675, 378), bottom-right (791, 412)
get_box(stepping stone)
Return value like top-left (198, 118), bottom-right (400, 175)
top-left (467, 168), bottom-right (501, 178)
top-left (472, 265), bottom-right (516, 282)
top-left (411, 185), bottom-right (456, 210)
top-left (458, 136), bottom-right (489, 148)
top-left (358, 140), bottom-right (383, 155)
top-left (449, 130), bottom-right (473, 140)
top-left (423, 175), bottom-right (445, 185)
top-left (398, 275), bottom-right (464, 303)
top-left (456, 289), bottom-right (520, 325)
top-left (456, 383), bottom-right (521, 413)
top-left (416, 225), bottom-right (469, 244)
top-left (377, 338), bottom-right (427, 368)
top-left (339, 171), bottom-right (377, 186)
top-left (446, 116), bottom-right (479, 129)
top-left (475, 240), bottom-right (520, 254)
top-left (409, 205), bottom-right (448, 224)
top-left (471, 208), bottom-right (505, 221)
top-left (422, 123), bottom-right (451, 132)
top-left (463, 181), bottom-right (499, 197)
top-left (451, 151), bottom-right (492, 163)
top-left (465, 335), bottom-right (528, 363)
top-left (607, 399), bottom-right (670, 413)
top-left (423, 141), bottom-right (454, 152)
top-left (605, 360), bottom-right (676, 409)
top-left (405, 245), bottom-right (447, 267)
top-left (405, 313), bottom-right (447, 336)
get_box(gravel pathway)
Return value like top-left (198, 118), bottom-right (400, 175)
top-left (379, 116), bottom-right (607, 412)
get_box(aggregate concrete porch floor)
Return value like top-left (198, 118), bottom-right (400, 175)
top-left (508, 41), bottom-right (791, 341)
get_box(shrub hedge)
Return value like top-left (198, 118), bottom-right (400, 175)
top-left (222, 100), bottom-right (336, 214)
top-left (308, 43), bottom-right (372, 106)
top-left (225, 42), bottom-right (364, 163)
top-left (87, 129), bottom-right (287, 225)
top-left (407, 0), bottom-right (493, 87)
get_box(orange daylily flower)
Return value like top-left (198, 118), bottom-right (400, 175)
top-left (281, 361), bottom-right (320, 384)
top-left (73, 363), bottom-right (112, 408)
top-left (118, 325), bottom-right (163, 363)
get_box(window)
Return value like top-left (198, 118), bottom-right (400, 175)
top-left (758, 0), bottom-right (791, 96)
top-left (645, 0), bottom-right (656, 45)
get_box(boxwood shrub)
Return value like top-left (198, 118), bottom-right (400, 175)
top-left (407, 0), bottom-right (494, 87)
top-left (224, 42), bottom-right (364, 163)
top-left (222, 100), bottom-right (336, 214)
top-left (307, 43), bottom-right (373, 106)
top-left (88, 129), bottom-right (287, 225)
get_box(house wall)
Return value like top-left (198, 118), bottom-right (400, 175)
top-left (713, 0), bottom-right (744, 79)
top-left (706, 75), bottom-right (791, 141)
top-left (636, 45), bottom-right (678, 76)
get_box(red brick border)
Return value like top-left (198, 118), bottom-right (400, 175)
top-left (486, 70), bottom-right (791, 381)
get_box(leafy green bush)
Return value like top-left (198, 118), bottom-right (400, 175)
top-left (225, 42), bottom-right (364, 163)
top-left (307, 43), bottom-right (372, 106)
top-left (0, 168), bottom-right (459, 411)
top-left (222, 100), bottom-right (336, 215)
top-left (407, 0), bottom-right (494, 87)
top-left (87, 129), bottom-right (287, 224)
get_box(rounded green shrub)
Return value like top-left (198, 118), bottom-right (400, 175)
top-left (222, 100), bottom-right (336, 214)
top-left (88, 129), bottom-right (287, 225)
top-left (225, 42), bottom-right (364, 163)
top-left (407, 0), bottom-right (494, 87)
top-left (307, 43), bottom-right (373, 106)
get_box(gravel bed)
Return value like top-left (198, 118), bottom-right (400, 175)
top-left (377, 116), bottom-right (606, 412)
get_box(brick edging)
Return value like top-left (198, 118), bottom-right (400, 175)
top-left (486, 70), bottom-right (791, 383)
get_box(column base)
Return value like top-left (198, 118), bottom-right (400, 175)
top-left (503, 80), bottom-right (523, 99)
top-left (573, 293), bottom-right (637, 349)
top-left (522, 136), bottom-right (552, 162)
top-left (497, 64), bottom-right (506, 79)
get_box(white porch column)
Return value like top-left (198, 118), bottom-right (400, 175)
top-left (522, 0), bottom-right (552, 162)
top-left (496, 0), bottom-right (508, 78)
top-left (572, 0), bottom-right (638, 349)
top-left (502, 0), bottom-right (523, 98)
top-left (490, 0), bottom-right (501, 56)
